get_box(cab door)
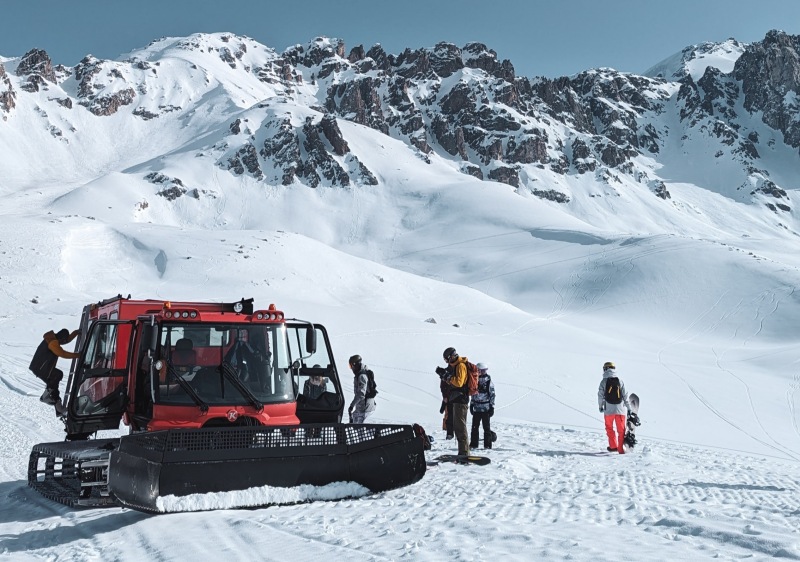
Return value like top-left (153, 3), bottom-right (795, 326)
top-left (286, 323), bottom-right (344, 423)
top-left (64, 320), bottom-right (136, 438)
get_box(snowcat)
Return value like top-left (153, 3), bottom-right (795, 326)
top-left (28, 296), bottom-right (426, 513)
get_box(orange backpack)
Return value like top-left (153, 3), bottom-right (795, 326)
top-left (465, 360), bottom-right (479, 396)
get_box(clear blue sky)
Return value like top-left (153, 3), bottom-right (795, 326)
top-left (2, 0), bottom-right (800, 78)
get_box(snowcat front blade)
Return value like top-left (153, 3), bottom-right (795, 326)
top-left (108, 423), bottom-right (426, 513)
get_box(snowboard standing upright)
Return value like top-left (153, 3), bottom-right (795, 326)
top-left (623, 393), bottom-right (640, 451)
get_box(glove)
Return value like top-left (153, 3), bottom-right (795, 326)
top-left (439, 401), bottom-right (446, 414)
top-left (488, 406), bottom-right (494, 417)
top-left (435, 366), bottom-right (447, 378)
top-left (599, 406), bottom-right (605, 413)
top-left (469, 404), bottom-right (475, 415)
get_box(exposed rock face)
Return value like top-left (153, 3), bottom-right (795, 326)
top-left (227, 143), bottom-right (264, 179)
top-left (299, 116), bottom-right (350, 187)
top-left (734, 30), bottom-right (800, 149)
top-left (86, 88), bottom-right (136, 116)
top-left (320, 113), bottom-right (349, 155)
top-left (326, 76), bottom-right (388, 134)
top-left (16, 49), bottom-right (56, 92)
top-left (0, 64), bottom-right (16, 115)
top-left (146, 172), bottom-right (197, 200)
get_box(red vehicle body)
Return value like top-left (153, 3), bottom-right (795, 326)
top-left (29, 296), bottom-right (425, 513)
top-left (63, 296), bottom-right (338, 438)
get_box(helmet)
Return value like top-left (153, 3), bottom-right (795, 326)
top-left (349, 354), bottom-right (362, 367)
top-left (443, 347), bottom-right (457, 362)
top-left (603, 361), bottom-right (615, 370)
top-left (476, 362), bottom-right (487, 371)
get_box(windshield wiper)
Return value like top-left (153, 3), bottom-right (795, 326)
top-left (166, 362), bottom-right (209, 413)
top-left (220, 361), bottom-right (264, 411)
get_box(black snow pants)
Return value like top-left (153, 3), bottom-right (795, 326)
top-left (470, 411), bottom-right (492, 449)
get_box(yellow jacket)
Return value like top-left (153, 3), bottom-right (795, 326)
top-left (448, 357), bottom-right (468, 388)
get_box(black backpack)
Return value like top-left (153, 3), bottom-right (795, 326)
top-left (604, 376), bottom-right (622, 404)
top-left (364, 369), bottom-right (378, 400)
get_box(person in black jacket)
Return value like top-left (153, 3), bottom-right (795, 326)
top-left (469, 362), bottom-right (496, 449)
top-left (29, 328), bottom-right (80, 415)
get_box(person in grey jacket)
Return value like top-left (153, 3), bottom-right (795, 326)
top-left (597, 361), bottom-right (630, 454)
top-left (347, 354), bottom-right (376, 423)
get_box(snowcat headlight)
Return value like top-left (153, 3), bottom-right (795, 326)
top-left (164, 311), bottom-right (172, 318)
top-left (233, 302), bottom-right (244, 313)
top-left (181, 311), bottom-right (189, 318)
top-left (256, 313), bottom-right (264, 320)
top-left (189, 311), bottom-right (197, 319)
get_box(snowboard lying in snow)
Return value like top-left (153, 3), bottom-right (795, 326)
top-left (623, 393), bottom-right (640, 451)
top-left (432, 454), bottom-right (491, 466)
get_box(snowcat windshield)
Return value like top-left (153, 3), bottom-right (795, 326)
top-left (155, 322), bottom-right (292, 406)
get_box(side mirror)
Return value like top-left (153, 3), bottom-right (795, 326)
top-left (305, 327), bottom-right (317, 355)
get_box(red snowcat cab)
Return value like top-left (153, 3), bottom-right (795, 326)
top-left (28, 296), bottom-right (426, 513)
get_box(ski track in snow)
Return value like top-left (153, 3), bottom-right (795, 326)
top-left (2, 423), bottom-right (800, 561)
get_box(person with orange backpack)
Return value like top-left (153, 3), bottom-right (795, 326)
top-left (597, 361), bottom-right (630, 454)
top-left (436, 347), bottom-right (475, 457)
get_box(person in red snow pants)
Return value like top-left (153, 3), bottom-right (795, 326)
top-left (597, 361), bottom-right (630, 454)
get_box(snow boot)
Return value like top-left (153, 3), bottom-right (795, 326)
top-left (54, 399), bottom-right (67, 417)
top-left (606, 446), bottom-right (616, 452)
top-left (40, 389), bottom-right (58, 405)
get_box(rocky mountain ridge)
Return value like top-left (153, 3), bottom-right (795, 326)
top-left (1, 30), bottom-right (798, 220)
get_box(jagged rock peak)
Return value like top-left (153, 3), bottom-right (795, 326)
top-left (462, 42), bottom-right (515, 81)
top-left (736, 29), bottom-right (800, 90)
top-left (644, 38), bottom-right (746, 81)
top-left (283, 37), bottom-right (346, 68)
top-left (15, 49), bottom-right (57, 92)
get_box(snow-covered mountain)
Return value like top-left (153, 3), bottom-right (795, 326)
top-left (2, 30), bottom-right (800, 560)
top-left (1, 30), bottom-right (799, 229)
top-left (644, 38), bottom-right (747, 81)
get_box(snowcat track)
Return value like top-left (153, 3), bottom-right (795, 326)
top-left (109, 423), bottom-right (426, 513)
top-left (28, 439), bottom-right (120, 508)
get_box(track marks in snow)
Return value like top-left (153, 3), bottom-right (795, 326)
top-left (3, 422), bottom-right (799, 561)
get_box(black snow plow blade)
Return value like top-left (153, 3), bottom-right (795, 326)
top-left (108, 423), bottom-right (426, 513)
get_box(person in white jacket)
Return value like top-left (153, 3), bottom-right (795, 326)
top-left (597, 361), bottom-right (630, 454)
